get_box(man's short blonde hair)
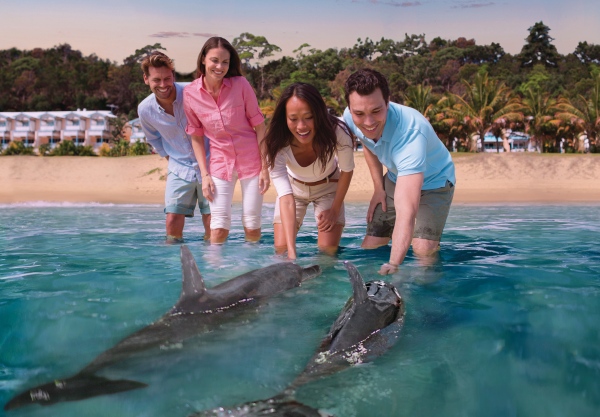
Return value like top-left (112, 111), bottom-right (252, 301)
top-left (141, 51), bottom-right (175, 77)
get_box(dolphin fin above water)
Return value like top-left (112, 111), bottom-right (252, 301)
top-left (192, 261), bottom-right (405, 417)
top-left (4, 246), bottom-right (321, 411)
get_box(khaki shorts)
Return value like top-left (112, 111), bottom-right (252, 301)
top-left (273, 170), bottom-right (345, 228)
top-left (366, 173), bottom-right (454, 241)
top-left (165, 172), bottom-right (211, 217)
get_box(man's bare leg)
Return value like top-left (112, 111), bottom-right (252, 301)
top-left (201, 214), bottom-right (211, 241)
top-left (362, 235), bottom-right (391, 249)
top-left (166, 213), bottom-right (185, 243)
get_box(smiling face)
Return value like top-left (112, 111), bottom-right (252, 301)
top-left (202, 47), bottom-right (230, 83)
top-left (348, 88), bottom-right (388, 140)
top-left (143, 66), bottom-right (176, 104)
top-left (286, 96), bottom-right (316, 146)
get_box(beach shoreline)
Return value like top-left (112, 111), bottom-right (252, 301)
top-left (2, 153), bottom-right (600, 205)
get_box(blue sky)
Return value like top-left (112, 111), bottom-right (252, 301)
top-left (2, 0), bottom-right (599, 73)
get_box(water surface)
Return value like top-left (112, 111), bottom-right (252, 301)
top-left (0, 203), bottom-right (599, 417)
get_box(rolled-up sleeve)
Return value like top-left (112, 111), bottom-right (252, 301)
top-left (183, 86), bottom-right (205, 137)
top-left (270, 151), bottom-right (293, 197)
top-left (336, 127), bottom-right (355, 172)
top-left (241, 78), bottom-right (265, 127)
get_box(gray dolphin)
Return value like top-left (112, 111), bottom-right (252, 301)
top-left (4, 245), bottom-right (321, 411)
top-left (193, 261), bottom-right (405, 417)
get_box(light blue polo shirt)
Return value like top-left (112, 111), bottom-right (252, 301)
top-left (343, 102), bottom-right (455, 190)
top-left (138, 83), bottom-right (209, 183)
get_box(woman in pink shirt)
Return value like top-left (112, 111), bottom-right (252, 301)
top-left (184, 37), bottom-right (269, 244)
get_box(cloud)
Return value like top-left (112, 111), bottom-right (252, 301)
top-left (149, 32), bottom-right (217, 38)
top-left (192, 33), bottom-right (218, 38)
top-left (350, 0), bottom-right (422, 6)
top-left (451, 1), bottom-right (495, 8)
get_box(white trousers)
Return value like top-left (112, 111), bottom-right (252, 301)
top-left (209, 172), bottom-right (263, 230)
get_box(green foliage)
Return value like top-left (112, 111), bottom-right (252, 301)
top-left (1, 141), bottom-right (35, 155)
top-left (3, 26), bottom-right (600, 153)
top-left (48, 140), bottom-right (96, 156)
top-left (519, 21), bottom-right (560, 67)
top-left (37, 142), bottom-right (51, 156)
top-left (97, 139), bottom-right (148, 157)
top-left (232, 33), bottom-right (281, 66)
top-left (129, 140), bottom-right (151, 156)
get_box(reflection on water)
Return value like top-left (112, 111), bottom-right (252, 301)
top-left (0, 203), bottom-right (599, 416)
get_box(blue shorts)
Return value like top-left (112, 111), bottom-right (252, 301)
top-left (164, 172), bottom-right (210, 217)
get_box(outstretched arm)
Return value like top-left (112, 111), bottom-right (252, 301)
top-left (378, 172), bottom-right (423, 275)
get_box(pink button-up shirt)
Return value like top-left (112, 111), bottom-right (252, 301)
top-left (183, 76), bottom-right (265, 181)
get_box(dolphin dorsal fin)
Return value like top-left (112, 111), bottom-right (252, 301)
top-left (344, 261), bottom-right (369, 304)
top-left (180, 245), bottom-right (207, 299)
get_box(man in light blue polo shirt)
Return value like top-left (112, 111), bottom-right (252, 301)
top-left (343, 69), bottom-right (455, 275)
top-left (138, 51), bottom-right (210, 242)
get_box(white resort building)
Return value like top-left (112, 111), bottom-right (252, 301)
top-left (0, 110), bottom-right (116, 152)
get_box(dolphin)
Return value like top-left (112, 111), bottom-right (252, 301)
top-left (192, 261), bottom-right (405, 417)
top-left (4, 245), bottom-right (321, 411)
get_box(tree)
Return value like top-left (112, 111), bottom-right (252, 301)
top-left (232, 33), bottom-right (281, 66)
top-left (519, 21), bottom-right (560, 67)
top-left (555, 73), bottom-right (600, 150)
top-left (104, 43), bottom-right (165, 118)
top-left (232, 33), bottom-right (281, 98)
top-left (573, 41), bottom-right (600, 65)
top-left (520, 87), bottom-right (559, 151)
top-left (449, 72), bottom-right (523, 152)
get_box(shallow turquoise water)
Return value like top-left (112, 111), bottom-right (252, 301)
top-left (0, 203), bottom-right (599, 417)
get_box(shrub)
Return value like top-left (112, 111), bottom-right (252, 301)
top-left (98, 143), bottom-right (112, 156)
top-left (49, 140), bottom-right (78, 156)
top-left (77, 146), bottom-right (97, 156)
top-left (128, 140), bottom-right (151, 156)
top-left (48, 140), bottom-right (97, 156)
top-left (1, 141), bottom-right (35, 156)
top-left (38, 143), bottom-right (51, 156)
top-left (108, 139), bottom-right (130, 157)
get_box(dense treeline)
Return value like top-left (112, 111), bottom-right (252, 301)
top-left (2, 22), bottom-right (599, 152)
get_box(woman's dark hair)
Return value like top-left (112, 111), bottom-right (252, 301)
top-left (195, 37), bottom-right (242, 79)
top-left (344, 68), bottom-right (390, 105)
top-left (264, 82), bottom-right (355, 172)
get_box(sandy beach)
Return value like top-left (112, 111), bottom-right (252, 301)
top-left (1, 152), bottom-right (599, 204)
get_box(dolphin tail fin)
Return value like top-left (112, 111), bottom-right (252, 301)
top-left (179, 245), bottom-right (207, 299)
top-left (301, 265), bottom-right (322, 282)
top-left (4, 374), bottom-right (147, 410)
top-left (344, 261), bottom-right (369, 304)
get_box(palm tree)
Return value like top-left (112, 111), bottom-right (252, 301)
top-left (520, 87), bottom-right (559, 152)
top-left (402, 84), bottom-right (437, 116)
top-left (554, 73), bottom-right (600, 151)
top-left (407, 89), bottom-right (466, 151)
top-left (449, 73), bottom-right (522, 152)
